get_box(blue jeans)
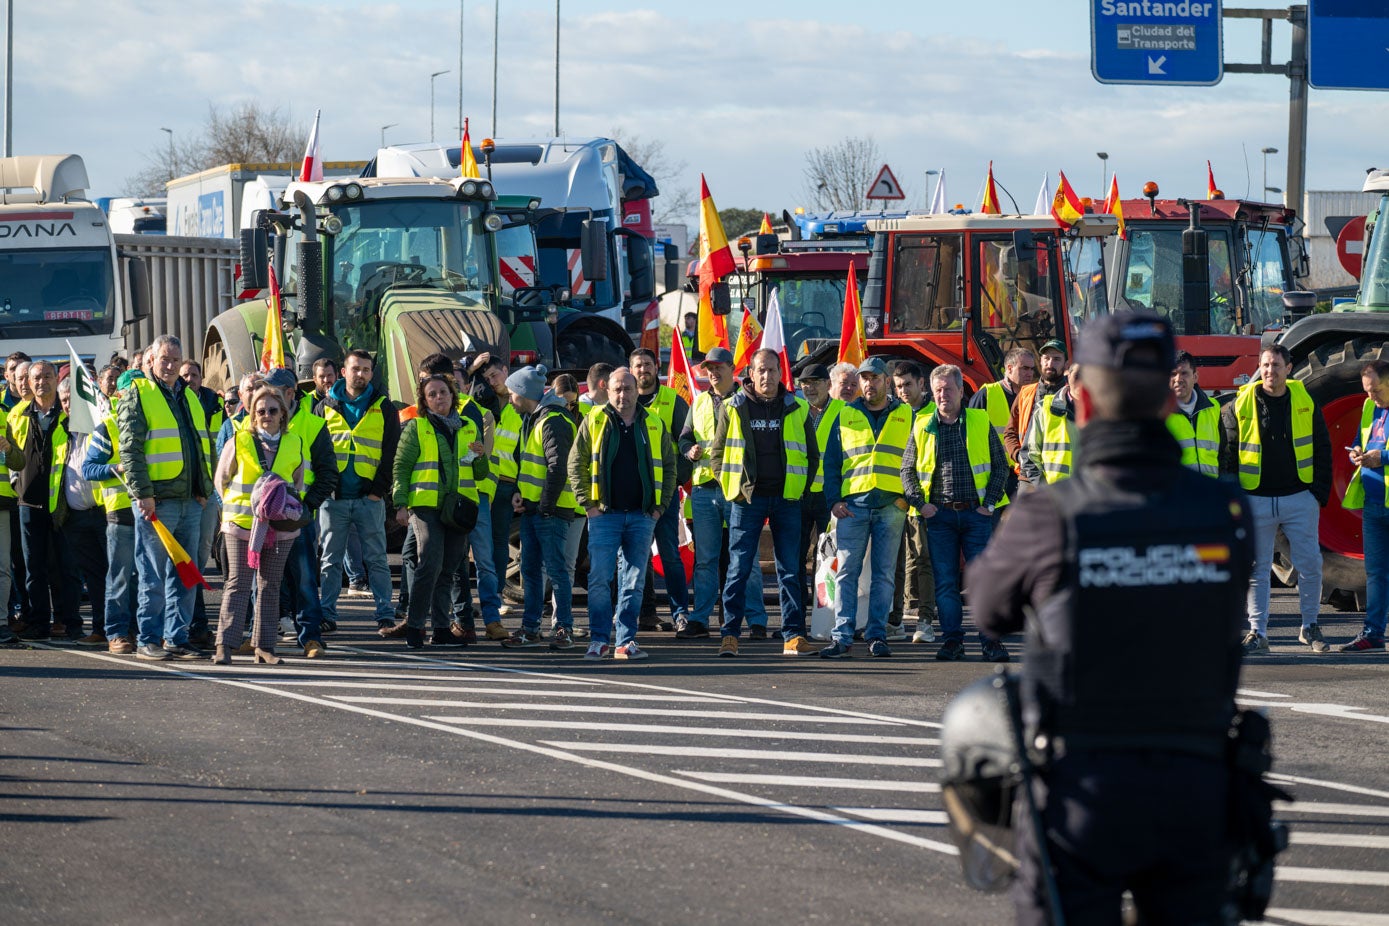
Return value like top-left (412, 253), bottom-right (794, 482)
top-left (280, 517), bottom-right (324, 645)
top-left (320, 497), bottom-right (394, 623)
top-left (925, 507), bottom-right (994, 645)
top-left (1362, 504), bottom-right (1389, 641)
top-left (104, 522), bottom-right (137, 640)
top-left (830, 499), bottom-right (907, 646)
top-left (723, 495), bottom-right (803, 640)
top-left (453, 491), bottom-right (501, 627)
top-left (642, 501), bottom-right (688, 621)
top-left (690, 483), bottom-right (765, 628)
top-left (521, 513), bottom-right (572, 632)
top-left (344, 523), bottom-right (365, 584)
top-left (586, 510), bottom-right (656, 647)
top-left (548, 516), bottom-right (585, 618)
top-left (134, 498), bottom-right (203, 647)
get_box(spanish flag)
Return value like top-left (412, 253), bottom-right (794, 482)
top-left (837, 265), bottom-right (866, 367)
top-left (1206, 160), bottom-right (1221, 200)
top-left (1051, 171), bottom-right (1084, 229)
top-left (981, 161), bottom-right (1001, 215)
top-left (1103, 173), bottom-right (1126, 240)
top-left (732, 307), bottom-right (763, 373)
top-left (667, 317), bottom-right (699, 406)
top-left (261, 265), bottom-right (286, 372)
top-left (697, 175), bottom-right (735, 353)
top-left (759, 212), bottom-right (774, 235)
top-left (461, 118), bottom-right (481, 179)
top-left (149, 513), bottom-right (211, 590)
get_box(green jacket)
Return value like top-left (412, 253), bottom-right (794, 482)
top-left (117, 377), bottom-right (213, 502)
top-left (392, 412), bottom-right (490, 509)
top-left (568, 404), bottom-right (676, 515)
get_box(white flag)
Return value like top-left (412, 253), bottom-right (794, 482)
top-left (65, 341), bottom-right (104, 434)
top-left (760, 289), bottom-right (793, 389)
top-left (1032, 173), bottom-right (1051, 216)
top-left (928, 168), bottom-right (948, 215)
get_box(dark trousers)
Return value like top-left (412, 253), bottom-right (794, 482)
top-left (406, 508), bottom-right (467, 631)
top-left (62, 507), bottom-right (109, 635)
top-left (797, 491), bottom-right (830, 609)
top-left (491, 482), bottom-right (517, 601)
top-left (398, 519), bottom-right (417, 612)
top-left (18, 504), bottom-right (80, 634)
top-left (1014, 751), bottom-right (1232, 926)
top-left (8, 508), bottom-right (27, 620)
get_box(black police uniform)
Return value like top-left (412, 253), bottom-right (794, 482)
top-left (967, 372), bottom-right (1254, 922)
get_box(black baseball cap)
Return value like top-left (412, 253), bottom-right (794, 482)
top-left (798, 363), bottom-right (830, 381)
top-left (1075, 311), bottom-right (1176, 372)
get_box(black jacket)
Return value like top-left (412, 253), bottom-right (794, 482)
top-left (1218, 383), bottom-right (1332, 505)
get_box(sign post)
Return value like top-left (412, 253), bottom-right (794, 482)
top-left (1091, 0), bottom-right (1224, 86)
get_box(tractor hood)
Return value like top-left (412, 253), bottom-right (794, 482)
top-left (378, 289), bottom-right (509, 403)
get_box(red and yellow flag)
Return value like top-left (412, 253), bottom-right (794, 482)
top-left (1103, 173), bottom-right (1126, 240)
top-left (1206, 160), bottom-right (1220, 200)
top-left (1051, 171), bottom-right (1084, 229)
top-left (148, 513), bottom-right (211, 590)
top-left (759, 212), bottom-right (774, 235)
top-left (981, 161), bottom-right (1001, 215)
top-left (697, 175), bottom-right (735, 353)
top-left (261, 265), bottom-right (286, 372)
top-left (732, 306), bottom-right (763, 373)
top-left (667, 317), bottom-right (698, 405)
top-left (837, 266), bottom-right (866, 367)
top-left (461, 118), bottom-right (481, 179)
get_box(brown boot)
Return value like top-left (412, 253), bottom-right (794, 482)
top-left (254, 648), bottom-right (284, 666)
top-left (379, 620), bottom-right (411, 639)
top-left (211, 645), bottom-right (231, 665)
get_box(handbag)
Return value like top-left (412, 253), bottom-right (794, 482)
top-left (440, 490), bottom-right (479, 533)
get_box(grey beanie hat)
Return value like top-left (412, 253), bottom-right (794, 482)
top-left (505, 364), bottom-right (548, 402)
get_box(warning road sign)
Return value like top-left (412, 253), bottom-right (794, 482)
top-left (866, 165), bottom-right (905, 201)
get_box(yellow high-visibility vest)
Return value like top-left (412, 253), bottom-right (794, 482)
top-left (93, 416), bottom-right (130, 513)
top-left (837, 402), bottom-right (913, 497)
top-left (910, 408), bottom-right (997, 507)
top-left (1037, 397), bottom-right (1075, 484)
top-left (688, 389), bottom-right (730, 486)
top-left (286, 407), bottom-right (329, 488)
top-left (492, 402), bottom-right (523, 484)
top-left (1343, 398), bottom-right (1385, 511)
top-left (221, 431), bottom-right (306, 530)
top-left (322, 396), bottom-right (387, 478)
top-left (587, 407), bottom-right (666, 509)
top-left (0, 406), bottom-right (13, 500)
top-left (408, 413), bottom-right (482, 507)
top-left (1166, 395), bottom-right (1222, 477)
top-left (517, 406), bottom-right (581, 513)
top-left (131, 379), bottom-right (211, 482)
top-left (717, 394), bottom-right (811, 502)
top-left (981, 381), bottom-right (1012, 440)
top-left (1234, 379), bottom-right (1314, 491)
top-left (809, 398), bottom-right (844, 493)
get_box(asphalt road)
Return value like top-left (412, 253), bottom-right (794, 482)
top-left (3, 587), bottom-right (1388, 926)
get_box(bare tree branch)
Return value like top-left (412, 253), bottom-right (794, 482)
top-left (609, 126), bottom-right (696, 226)
top-left (123, 102), bottom-right (308, 196)
top-left (801, 137), bottom-right (881, 211)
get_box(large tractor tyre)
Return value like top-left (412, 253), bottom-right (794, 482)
top-left (203, 337), bottom-right (234, 398)
top-left (557, 328), bottom-right (628, 371)
top-left (1294, 336), bottom-right (1389, 600)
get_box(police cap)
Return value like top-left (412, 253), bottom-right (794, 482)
top-left (1075, 311), bottom-right (1176, 372)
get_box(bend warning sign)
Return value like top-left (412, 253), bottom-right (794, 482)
top-left (866, 165), bottom-right (905, 201)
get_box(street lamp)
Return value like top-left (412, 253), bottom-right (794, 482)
top-left (380, 123), bottom-right (397, 149)
top-left (1261, 147), bottom-right (1278, 202)
top-left (1097, 151), bottom-right (1109, 195)
top-left (1265, 185), bottom-right (1283, 205)
top-left (925, 169), bottom-right (939, 210)
top-left (160, 127), bottom-right (174, 181)
top-left (429, 69), bottom-right (450, 142)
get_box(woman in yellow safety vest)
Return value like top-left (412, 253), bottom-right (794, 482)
top-left (212, 385), bottom-right (308, 665)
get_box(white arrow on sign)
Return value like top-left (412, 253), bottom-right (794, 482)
top-left (1148, 55), bottom-right (1167, 75)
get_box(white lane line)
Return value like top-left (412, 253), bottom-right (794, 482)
top-left (421, 716), bottom-right (940, 745)
top-left (1290, 832), bottom-right (1389, 849)
top-left (1268, 773), bottom-right (1389, 802)
top-left (243, 683), bottom-right (731, 702)
top-left (1261, 909), bottom-right (1389, 926)
top-left (834, 807), bottom-right (950, 825)
top-left (1237, 689), bottom-right (1291, 699)
top-left (1275, 801), bottom-right (1389, 818)
top-left (1237, 699), bottom-right (1389, 725)
top-left (50, 647), bottom-right (961, 857)
top-left (332, 699), bottom-right (894, 723)
top-left (198, 667), bottom-right (597, 684)
top-left (675, 771), bottom-right (938, 793)
top-left (1274, 867), bottom-right (1389, 887)
top-left (537, 742), bottom-right (943, 768)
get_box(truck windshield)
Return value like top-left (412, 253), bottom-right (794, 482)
top-left (758, 273), bottom-right (863, 358)
top-left (325, 198), bottom-right (493, 350)
top-left (1121, 227), bottom-right (1238, 334)
top-left (1361, 194), bottom-right (1389, 309)
top-left (977, 238), bottom-right (1062, 363)
top-left (1065, 237), bottom-right (1108, 329)
top-left (0, 248), bottom-right (115, 337)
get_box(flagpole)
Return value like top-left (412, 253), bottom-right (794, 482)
top-left (553, 0), bottom-right (561, 137)
top-left (491, 0), bottom-right (500, 137)
top-left (458, 0), bottom-right (465, 138)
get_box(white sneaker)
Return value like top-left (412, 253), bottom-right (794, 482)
top-left (614, 642), bottom-right (648, 661)
top-left (279, 617), bottom-right (297, 640)
top-left (912, 624), bottom-right (936, 643)
top-left (584, 642), bottom-right (611, 661)
top-left (884, 623), bottom-right (908, 641)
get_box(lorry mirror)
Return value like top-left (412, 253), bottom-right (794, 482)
top-left (710, 281), bottom-right (731, 316)
top-left (122, 255), bottom-right (152, 323)
top-left (664, 259), bottom-right (680, 295)
top-left (581, 218), bottom-right (610, 282)
top-left (663, 242), bottom-right (679, 261)
top-left (239, 228), bottom-right (269, 291)
top-left (1282, 290), bottom-right (1317, 322)
top-left (624, 232), bottom-right (655, 303)
top-left (753, 233), bottom-right (779, 256)
top-left (1011, 230), bottom-right (1037, 261)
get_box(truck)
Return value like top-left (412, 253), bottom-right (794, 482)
top-left (166, 161), bottom-right (368, 239)
top-left (369, 137), bottom-right (676, 372)
top-left (0, 154), bottom-right (152, 365)
top-left (97, 196), bottom-right (167, 235)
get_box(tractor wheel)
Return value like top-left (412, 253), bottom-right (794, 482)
top-left (1294, 336), bottom-right (1389, 600)
top-left (203, 337), bottom-right (233, 397)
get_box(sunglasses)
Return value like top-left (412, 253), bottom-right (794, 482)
top-left (255, 408), bottom-right (282, 417)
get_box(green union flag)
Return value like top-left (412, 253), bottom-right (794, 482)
top-left (65, 341), bottom-right (104, 434)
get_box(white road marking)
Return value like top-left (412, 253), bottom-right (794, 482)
top-left (48, 646), bottom-right (961, 857)
top-left (1261, 910), bottom-right (1389, 926)
top-left (422, 716), bottom-right (940, 745)
top-left (1275, 801), bottom-right (1389, 818)
top-left (1238, 689), bottom-right (1291, 699)
top-left (833, 807), bottom-right (950, 825)
top-left (198, 667), bottom-right (597, 685)
top-left (1289, 832), bottom-right (1389, 849)
top-left (675, 772), bottom-right (938, 792)
top-left (537, 742), bottom-right (943, 768)
top-left (1274, 867), bottom-right (1389, 887)
top-left (242, 682), bottom-right (731, 702)
top-left (1238, 698), bottom-right (1389, 725)
top-left (332, 699), bottom-right (893, 723)
top-left (1268, 773), bottom-right (1389, 802)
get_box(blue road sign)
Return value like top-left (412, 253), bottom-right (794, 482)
top-left (1309, 0), bottom-right (1389, 91)
top-left (1091, 0), bottom-right (1224, 86)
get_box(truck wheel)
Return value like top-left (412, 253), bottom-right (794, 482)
top-left (558, 329), bottom-right (627, 370)
top-left (503, 523), bottom-right (523, 603)
top-left (204, 337), bottom-right (233, 397)
top-left (1295, 336), bottom-right (1389, 600)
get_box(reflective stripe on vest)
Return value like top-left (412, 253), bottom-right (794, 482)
top-left (0, 406), bottom-right (14, 500)
top-left (588, 408), bottom-right (666, 509)
top-left (1166, 398), bottom-right (1221, 477)
top-left (459, 394), bottom-right (494, 499)
top-left (647, 386), bottom-right (677, 432)
top-left (810, 398), bottom-right (844, 493)
top-left (1234, 379), bottom-right (1315, 491)
top-left (132, 379), bottom-right (211, 481)
top-left (1038, 400), bottom-right (1074, 484)
top-left (911, 408), bottom-right (994, 506)
top-left (838, 402), bottom-right (913, 497)
top-left (1343, 398), bottom-right (1387, 511)
top-left (518, 407), bottom-right (581, 512)
top-left (717, 395), bottom-right (812, 502)
top-left (492, 402), bottom-right (522, 483)
top-left (982, 382), bottom-right (1011, 439)
top-left (286, 407), bottom-right (329, 488)
top-left (221, 431), bottom-right (306, 529)
top-left (689, 390), bottom-right (722, 486)
top-left (46, 421), bottom-right (70, 513)
top-left (322, 397), bottom-right (387, 478)
top-left (408, 414), bottom-right (481, 507)
top-left (94, 416), bottom-right (131, 512)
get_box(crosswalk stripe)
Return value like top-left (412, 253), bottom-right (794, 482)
top-left (259, 684), bottom-right (732, 702)
top-left (675, 772), bottom-right (938, 792)
top-left (1268, 772), bottom-right (1389, 802)
top-left (1276, 801), bottom-right (1389, 819)
top-left (205, 668), bottom-right (597, 685)
top-left (538, 742), bottom-right (943, 768)
top-left (833, 807), bottom-right (950, 824)
top-left (330, 698), bottom-right (895, 723)
top-left (1274, 867), bottom-right (1389, 887)
top-left (1289, 832), bottom-right (1389, 849)
top-left (1260, 909), bottom-right (1389, 926)
top-left (422, 716), bottom-right (940, 745)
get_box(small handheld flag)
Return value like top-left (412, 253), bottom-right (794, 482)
top-left (760, 290), bottom-right (794, 390)
top-left (149, 513), bottom-right (212, 590)
top-left (65, 340), bottom-right (105, 434)
top-left (732, 307), bottom-right (763, 374)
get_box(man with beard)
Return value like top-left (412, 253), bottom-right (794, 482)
top-left (1005, 339), bottom-right (1074, 493)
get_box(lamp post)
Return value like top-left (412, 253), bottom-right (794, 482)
top-left (924, 169), bottom-right (939, 210)
top-left (430, 69), bottom-right (450, 142)
top-left (160, 127), bottom-right (174, 181)
top-left (380, 123), bottom-right (397, 148)
top-left (1265, 185), bottom-right (1283, 205)
top-left (1097, 151), bottom-right (1109, 196)
top-left (1261, 147), bottom-right (1278, 203)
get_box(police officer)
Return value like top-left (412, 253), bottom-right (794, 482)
top-left (966, 312), bottom-right (1254, 925)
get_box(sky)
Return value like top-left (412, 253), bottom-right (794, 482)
top-left (3, 0), bottom-right (1386, 225)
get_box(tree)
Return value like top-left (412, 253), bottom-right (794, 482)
top-left (718, 208), bottom-right (767, 239)
top-left (609, 127), bottom-right (696, 226)
top-left (124, 102), bottom-right (308, 196)
top-left (802, 137), bottom-right (881, 212)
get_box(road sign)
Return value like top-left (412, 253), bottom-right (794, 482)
top-left (1309, 0), bottom-right (1389, 91)
top-left (1091, 0), bottom-right (1223, 86)
top-left (866, 165), bottom-right (905, 201)
top-left (1337, 215), bottom-right (1367, 279)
